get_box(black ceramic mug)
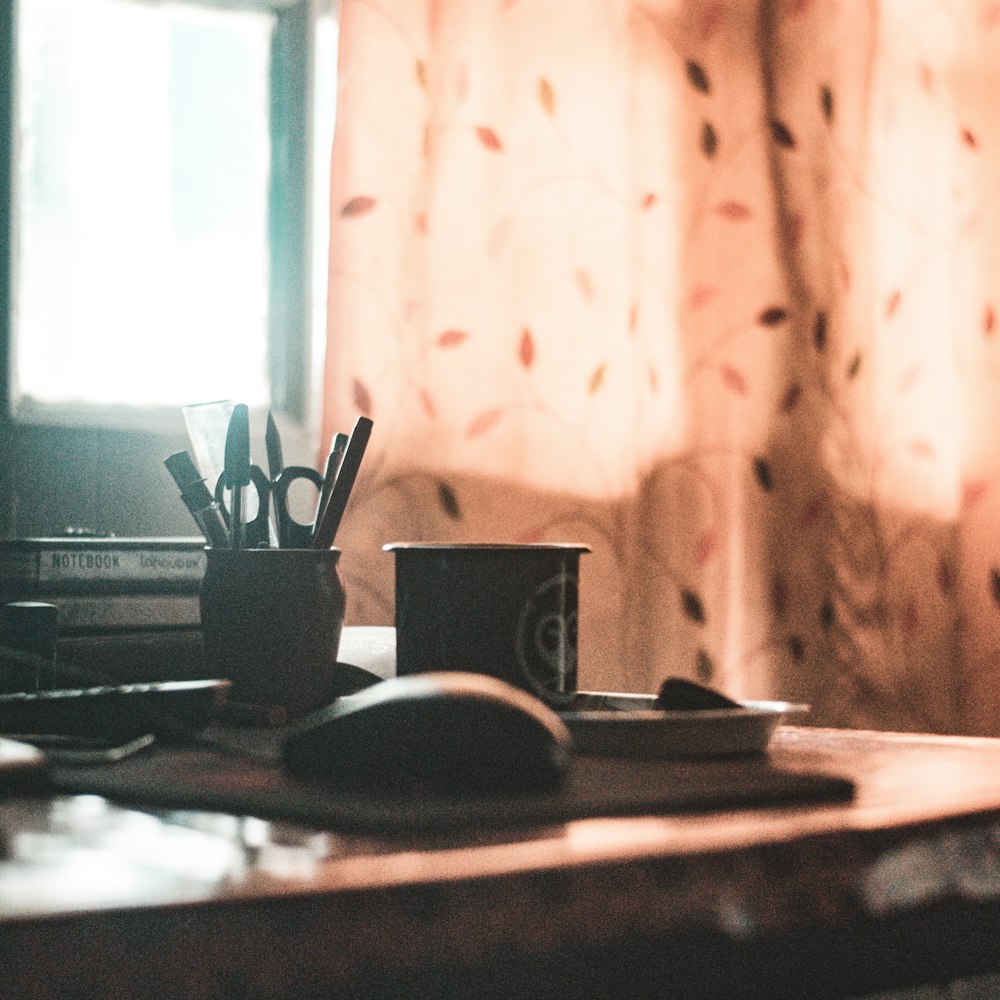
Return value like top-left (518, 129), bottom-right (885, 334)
top-left (384, 543), bottom-right (590, 706)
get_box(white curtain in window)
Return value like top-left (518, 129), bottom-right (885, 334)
top-left (323, 0), bottom-right (1000, 734)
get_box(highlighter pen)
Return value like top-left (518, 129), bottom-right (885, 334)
top-left (164, 451), bottom-right (231, 549)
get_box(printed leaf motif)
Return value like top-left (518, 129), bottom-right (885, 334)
top-left (588, 363), bottom-right (607, 394)
top-left (814, 310), bottom-right (828, 351)
top-left (438, 329), bottom-right (469, 347)
top-left (341, 196), bottom-right (377, 217)
top-left (475, 126), bottom-right (503, 151)
top-left (352, 377), bottom-right (373, 416)
top-left (488, 218), bottom-right (510, 257)
top-left (899, 363), bottom-right (921, 391)
top-left (991, 568), bottom-right (1000, 606)
top-left (820, 597), bottom-right (835, 631)
top-left (695, 648), bottom-right (714, 682)
top-left (516, 528), bottom-right (545, 543)
top-left (839, 254), bottom-right (852, 291)
top-left (759, 306), bottom-right (788, 326)
top-left (770, 574), bottom-right (787, 616)
top-left (716, 200), bottom-right (753, 221)
top-left (700, 2), bottom-right (726, 41)
top-left (695, 529), bottom-right (719, 565)
top-left (769, 119), bottom-right (796, 149)
top-left (420, 389), bottom-right (436, 420)
top-left (466, 408), bottom-right (503, 438)
top-left (438, 480), bottom-right (461, 520)
top-left (938, 557), bottom-right (955, 596)
top-left (681, 588), bottom-right (706, 624)
top-left (753, 456), bottom-right (774, 491)
top-left (780, 382), bottom-right (802, 413)
top-left (847, 351), bottom-right (863, 379)
top-left (787, 213), bottom-right (805, 246)
top-left (538, 77), bottom-right (556, 116)
top-left (963, 480), bottom-right (990, 507)
top-left (685, 59), bottom-right (711, 94)
top-left (800, 492), bottom-right (828, 528)
top-left (787, 635), bottom-right (805, 662)
top-left (701, 121), bottom-right (719, 159)
top-left (686, 285), bottom-right (718, 311)
top-left (519, 327), bottom-right (535, 369)
top-left (820, 84), bottom-right (835, 123)
top-left (721, 365), bottom-right (748, 395)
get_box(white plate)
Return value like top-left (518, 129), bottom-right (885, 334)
top-left (559, 691), bottom-right (809, 758)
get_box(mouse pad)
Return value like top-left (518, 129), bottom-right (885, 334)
top-left (45, 729), bottom-right (855, 833)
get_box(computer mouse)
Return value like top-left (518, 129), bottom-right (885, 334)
top-left (282, 672), bottom-right (572, 794)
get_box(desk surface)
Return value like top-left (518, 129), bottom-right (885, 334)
top-left (4, 726), bottom-right (1000, 999)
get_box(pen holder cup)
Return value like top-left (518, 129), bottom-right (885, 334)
top-left (200, 548), bottom-right (346, 717)
top-left (384, 542), bottom-right (590, 707)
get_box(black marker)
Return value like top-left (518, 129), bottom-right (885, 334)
top-left (164, 451), bottom-right (231, 549)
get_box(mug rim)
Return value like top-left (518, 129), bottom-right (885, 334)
top-left (383, 542), bottom-right (591, 553)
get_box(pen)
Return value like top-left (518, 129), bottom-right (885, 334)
top-left (313, 416), bottom-right (373, 549)
top-left (313, 431), bottom-right (348, 539)
top-left (164, 451), bottom-right (231, 549)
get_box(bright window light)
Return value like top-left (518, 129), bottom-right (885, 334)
top-left (13, 0), bottom-right (274, 408)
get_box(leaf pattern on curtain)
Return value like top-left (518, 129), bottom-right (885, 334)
top-left (322, 0), bottom-right (1000, 734)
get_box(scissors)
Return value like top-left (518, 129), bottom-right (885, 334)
top-left (214, 464), bottom-right (324, 548)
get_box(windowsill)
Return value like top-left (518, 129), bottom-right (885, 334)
top-left (10, 398), bottom-right (192, 436)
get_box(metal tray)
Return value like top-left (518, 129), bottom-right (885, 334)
top-left (559, 691), bottom-right (809, 758)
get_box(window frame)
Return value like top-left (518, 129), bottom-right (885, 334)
top-left (2, 0), bottom-right (329, 427)
top-left (0, 0), bottom-right (335, 537)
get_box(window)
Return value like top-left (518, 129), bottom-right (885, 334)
top-left (7, 0), bottom-right (335, 421)
top-left (0, 0), bottom-right (337, 536)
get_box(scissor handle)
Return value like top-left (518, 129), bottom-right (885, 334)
top-left (214, 466), bottom-right (272, 548)
top-left (271, 466), bottom-right (324, 548)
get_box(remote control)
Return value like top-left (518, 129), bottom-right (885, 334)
top-left (0, 679), bottom-right (231, 741)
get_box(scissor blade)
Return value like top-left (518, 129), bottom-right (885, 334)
top-left (265, 410), bottom-right (284, 481)
top-left (224, 404), bottom-right (252, 488)
top-left (224, 404), bottom-right (252, 549)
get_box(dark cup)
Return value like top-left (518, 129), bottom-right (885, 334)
top-left (384, 543), bottom-right (590, 706)
top-left (200, 548), bottom-right (346, 716)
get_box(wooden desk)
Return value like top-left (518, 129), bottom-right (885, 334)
top-left (3, 726), bottom-right (1000, 999)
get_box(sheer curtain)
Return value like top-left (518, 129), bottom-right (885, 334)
top-left (322, 0), bottom-right (1000, 734)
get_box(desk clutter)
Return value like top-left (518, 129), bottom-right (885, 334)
top-left (0, 401), bottom-right (854, 828)
top-left (0, 613), bottom-right (855, 829)
top-left (165, 402), bottom-right (372, 552)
